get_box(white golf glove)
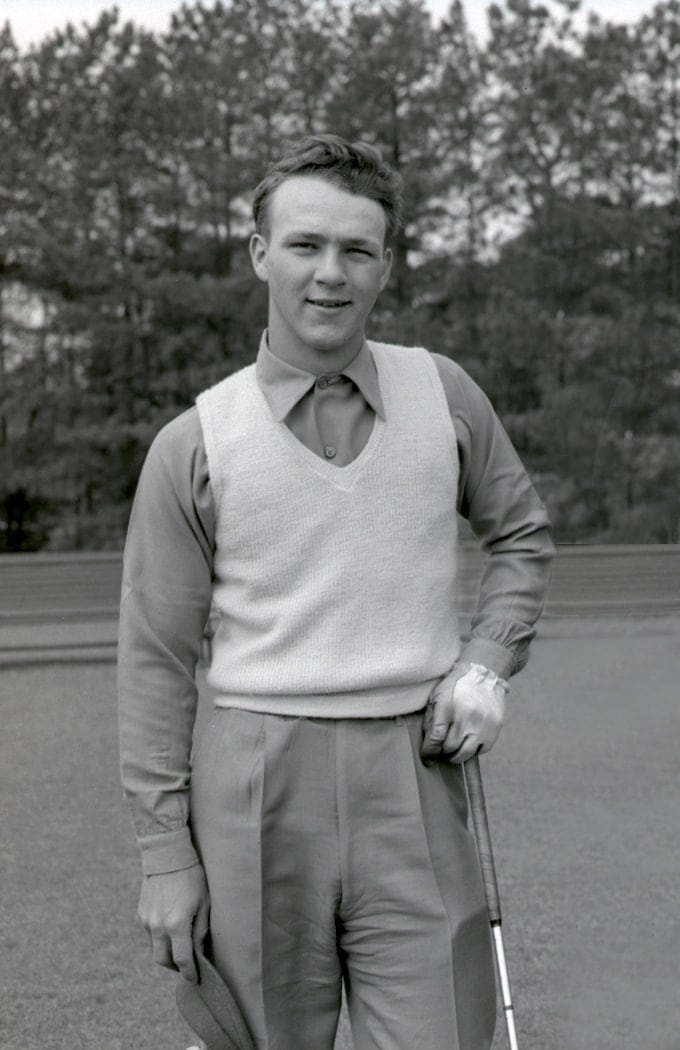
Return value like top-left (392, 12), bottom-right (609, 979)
top-left (420, 662), bottom-right (508, 764)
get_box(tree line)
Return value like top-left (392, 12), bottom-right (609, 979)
top-left (1, 0), bottom-right (679, 550)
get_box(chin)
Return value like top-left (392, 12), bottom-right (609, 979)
top-left (306, 323), bottom-right (358, 349)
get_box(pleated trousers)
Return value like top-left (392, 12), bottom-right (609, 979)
top-left (190, 708), bottom-right (496, 1050)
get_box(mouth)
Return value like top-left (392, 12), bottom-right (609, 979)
top-left (307, 299), bottom-right (351, 310)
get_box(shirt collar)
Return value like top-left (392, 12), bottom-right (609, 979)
top-left (255, 332), bottom-right (385, 422)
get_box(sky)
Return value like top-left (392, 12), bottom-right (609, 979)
top-left (1, 0), bottom-right (660, 50)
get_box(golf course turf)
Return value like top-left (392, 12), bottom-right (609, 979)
top-left (2, 616), bottom-right (679, 1049)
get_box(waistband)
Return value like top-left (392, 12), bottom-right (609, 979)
top-left (212, 678), bottom-right (439, 719)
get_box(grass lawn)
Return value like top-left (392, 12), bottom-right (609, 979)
top-left (2, 618), bottom-right (679, 1050)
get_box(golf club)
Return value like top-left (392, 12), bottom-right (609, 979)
top-left (464, 754), bottom-right (519, 1050)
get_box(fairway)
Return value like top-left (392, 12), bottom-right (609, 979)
top-left (2, 619), bottom-right (679, 1050)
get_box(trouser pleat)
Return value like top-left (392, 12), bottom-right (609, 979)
top-left (192, 710), bottom-right (343, 1050)
top-left (337, 713), bottom-right (496, 1050)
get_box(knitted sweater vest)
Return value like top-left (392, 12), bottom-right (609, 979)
top-left (196, 341), bottom-right (462, 717)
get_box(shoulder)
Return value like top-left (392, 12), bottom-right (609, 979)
top-left (367, 340), bottom-right (442, 380)
top-left (149, 405), bottom-right (203, 460)
top-left (430, 352), bottom-right (483, 396)
top-left (370, 342), bottom-right (494, 418)
top-left (368, 340), bottom-right (430, 360)
top-left (429, 352), bottom-right (498, 424)
top-left (143, 406), bottom-right (207, 492)
top-left (130, 406), bottom-right (214, 556)
top-left (370, 342), bottom-right (478, 387)
top-left (196, 363), bottom-right (257, 406)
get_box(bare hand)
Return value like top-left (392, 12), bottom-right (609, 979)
top-left (420, 663), bottom-right (507, 764)
top-left (138, 864), bottom-right (210, 983)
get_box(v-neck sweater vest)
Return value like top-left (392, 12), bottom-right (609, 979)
top-left (196, 341), bottom-right (462, 717)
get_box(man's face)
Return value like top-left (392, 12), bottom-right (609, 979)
top-left (249, 175), bottom-right (393, 372)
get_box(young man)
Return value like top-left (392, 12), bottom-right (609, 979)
top-left (118, 134), bottom-right (553, 1050)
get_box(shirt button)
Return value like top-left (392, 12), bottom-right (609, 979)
top-left (324, 445), bottom-right (336, 459)
top-left (317, 376), bottom-right (328, 389)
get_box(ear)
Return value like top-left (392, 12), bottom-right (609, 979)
top-left (379, 247), bottom-right (393, 292)
top-left (249, 233), bottom-right (269, 282)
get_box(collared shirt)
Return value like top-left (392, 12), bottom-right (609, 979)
top-left (118, 334), bottom-right (554, 874)
top-left (256, 334), bottom-right (384, 465)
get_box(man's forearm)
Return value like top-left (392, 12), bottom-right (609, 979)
top-left (463, 522), bottom-right (554, 677)
top-left (118, 589), bottom-right (205, 875)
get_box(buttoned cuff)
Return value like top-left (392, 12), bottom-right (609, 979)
top-left (138, 826), bottom-right (201, 877)
top-left (458, 638), bottom-right (515, 680)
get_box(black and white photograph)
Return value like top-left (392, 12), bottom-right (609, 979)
top-left (1, 2), bottom-right (679, 1048)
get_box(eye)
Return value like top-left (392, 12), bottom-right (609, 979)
top-left (290, 241), bottom-right (317, 251)
top-left (348, 247), bottom-right (373, 257)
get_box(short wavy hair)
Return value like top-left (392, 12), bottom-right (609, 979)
top-left (252, 134), bottom-right (404, 244)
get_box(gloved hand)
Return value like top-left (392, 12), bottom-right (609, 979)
top-left (420, 661), bottom-right (508, 764)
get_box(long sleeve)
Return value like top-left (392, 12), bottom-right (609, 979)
top-left (432, 354), bottom-right (554, 679)
top-left (118, 408), bottom-right (214, 876)
top-left (119, 351), bottom-right (553, 875)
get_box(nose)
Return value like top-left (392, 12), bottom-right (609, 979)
top-left (314, 248), bottom-right (346, 286)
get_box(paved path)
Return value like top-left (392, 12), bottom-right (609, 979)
top-left (1, 545), bottom-right (678, 664)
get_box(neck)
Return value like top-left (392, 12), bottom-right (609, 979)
top-left (267, 330), bottom-right (364, 375)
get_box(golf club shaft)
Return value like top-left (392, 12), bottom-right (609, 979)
top-left (464, 755), bottom-right (519, 1050)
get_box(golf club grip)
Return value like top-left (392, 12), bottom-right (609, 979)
top-left (464, 755), bottom-right (502, 924)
